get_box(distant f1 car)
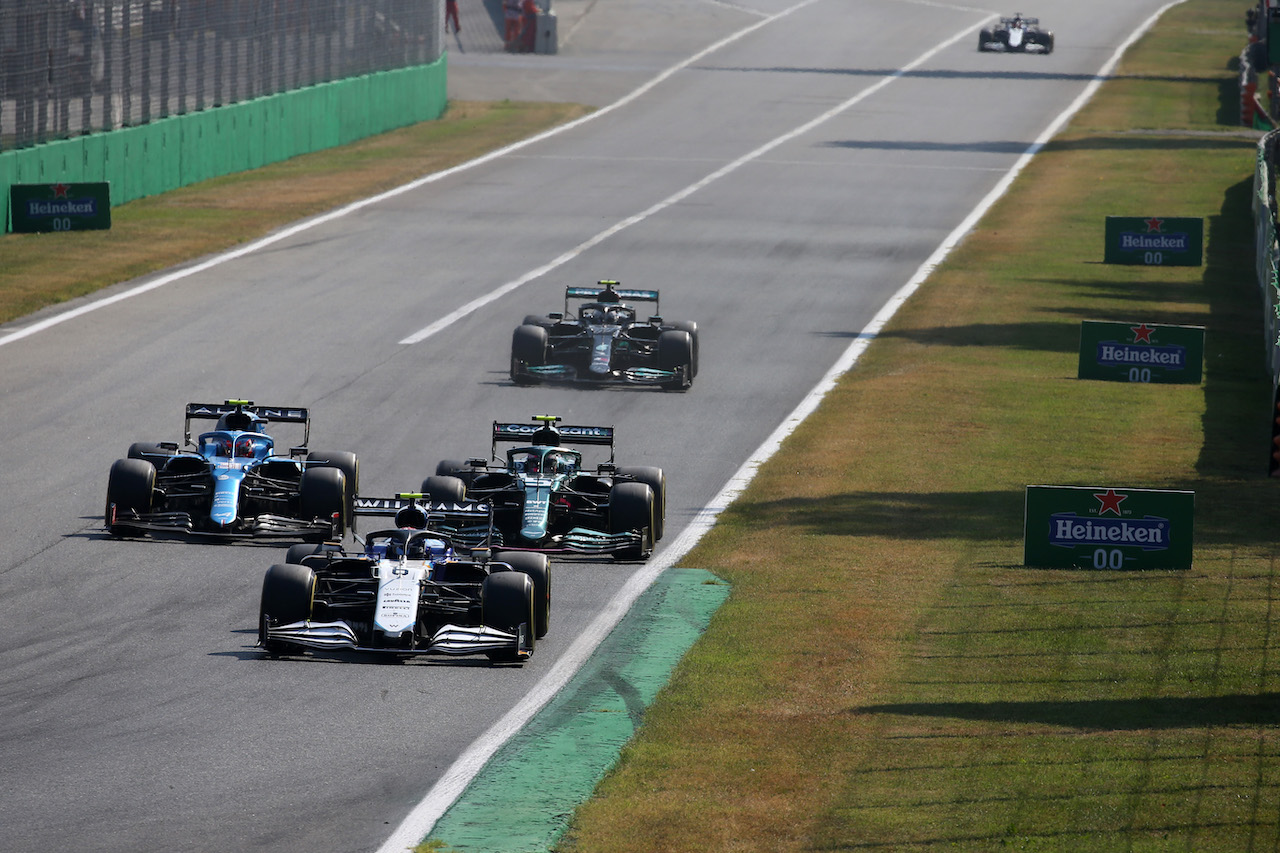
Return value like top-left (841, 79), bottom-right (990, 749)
top-left (104, 400), bottom-right (359, 541)
top-left (426, 415), bottom-right (665, 560)
top-left (510, 280), bottom-right (698, 390)
top-left (978, 14), bottom-right (1053, 53)
top-left (259, 495), bottom-right (550, 663)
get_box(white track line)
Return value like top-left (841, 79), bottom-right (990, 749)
top-left (375, 0), bottom-right (1188, 850)
top-left (0, 0), bottom-right (818, 352)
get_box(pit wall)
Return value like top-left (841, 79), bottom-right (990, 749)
top-left (1, 58), bottom-right (445, 230)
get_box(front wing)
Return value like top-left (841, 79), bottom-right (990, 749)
top-left (262, 619), bottom-right (532, 659)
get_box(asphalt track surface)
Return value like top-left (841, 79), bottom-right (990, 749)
top-left (0, 1), bottom-right (1178, 851)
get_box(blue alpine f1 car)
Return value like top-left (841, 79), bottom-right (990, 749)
top-left (510, 280), bottom-right (698, 390)
top-left (104, 400), bottom-right (359, 541)
top-left (260, 494), bottom-right (550, 663)
top-left (427, 415), bottom-right (666, 560)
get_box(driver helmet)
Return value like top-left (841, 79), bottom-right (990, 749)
top-left (220, 438), bottom-right (234, 456)
top-left (385, 540), bottom-right (402, 560)
top-left (525, 453), bottom-right (541, 474)
top-left (236, 437), bottom-right (256, 458)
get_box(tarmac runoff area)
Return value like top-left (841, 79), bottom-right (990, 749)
top-left (422, 569), bottom-right (728, 852)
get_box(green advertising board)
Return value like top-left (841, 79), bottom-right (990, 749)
top-left (1103, 216), bottom-right (1202, 266)
top-left (1024, 485), bottom-right (1194, 570)
top-left (1077, 320), bottom-right (1204, 384)
top-left (9, 182), bottom-right (111, 233)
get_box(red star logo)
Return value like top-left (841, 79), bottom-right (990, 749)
top-left (1144, 217), bottom-right (1164, 233)
top-left (1130, 323), bottom-right (1154, 344)
top-left (51, 182), bottom-right (70, 198)
top-left (1094, 489), bottom-right (1128, 516)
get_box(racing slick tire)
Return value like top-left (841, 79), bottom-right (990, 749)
top-left (511, 324), bottom-right (548, 386)
top-left (307, 450), bottom-right (360, 524)
top-left (1040, 32), bottom-right (1054, 54)
top-left (496, 551), bottom-right (551, 638)
top-left (299, 467), bottom-right (348, 539)
top-left (259, 562), bottom-right (316, 655)
top-left (616, 466), bottom-right (666, 541)
top-left (435, 459), bottom-right (468, 476)
top-left (419, 475), bottom-right (467, 502)
top-left (482, 571), bottom-right (536, 662)
top-left (285, 541), bottom-right (343, 566)
top-left (657, 329), bottom-right (694, 391)
top-left (105, 457), bottom-right (155, 536)
top-left (978, 28), bottom-right (992, 50)
top-left (522, 314), bottom-right (553, 327)
top-left (668, 320), bottom-right (699, 378)
top-left (608, 481), bottom-right (655, 561)
top-left (127, 442), bottom-right (174, 461)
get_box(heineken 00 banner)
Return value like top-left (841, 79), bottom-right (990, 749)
top-left (1024, 485), bottom-right (1194, 570)
top-left (1077, 320), bottom-right (1204, 384)
top-left (1103, 216), bottom-right (1203, 266)
top-left (10, 182), bottom-right (111, 233)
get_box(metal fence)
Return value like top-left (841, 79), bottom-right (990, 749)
top-left (0, 0), bottom-right (443, 151)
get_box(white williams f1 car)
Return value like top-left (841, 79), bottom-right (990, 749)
top-left (979, 13), bottom-right (1053, 53)
top-left (259, 495), bottom-right (550, 663)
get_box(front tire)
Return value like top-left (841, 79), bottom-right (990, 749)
top-left (299, 467), bottom-right (347, 538)
top-left (616, 466), bottom-right (665, 541)
top-left (259, 563), bottom-right (316, 655)
top-left (497, 551), bottom-right (551, 638)
top-left (105, 457), bottom-right (155, 536)
top-left (608, 481), bottom-right (655, 561)
top-left (482, 571), bottom-right (536, 662)
top-left (511, 324), bottom-right (548, 385)
top-left (657, 329), bottom-right (694, 391)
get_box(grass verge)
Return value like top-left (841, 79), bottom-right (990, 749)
top-left (558, 1), bottom-right (1280, 850)
top-left (0, 100), bottom-right (589, 326)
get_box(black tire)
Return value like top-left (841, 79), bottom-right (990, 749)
top-left (482, 571), bottom-right (535, 662)
top-left (105, 457), bottom-right (155, 536)
top-left (259, 562), bottom-right (316, 654)
top-left (608, 481), bottom-right (654, 561)
top-left (299, 467), bottom-right (347, 538)
top-left (284, 541), bottom-right (342, 565)
top-left (497, 551), bottom-right (551, 638)
top-left (1042, 33), bottom-right (1054, 54)
top-left (668, 320), bottom-right (699, 378)
top-left (127, 442), bottom-right (174, 461)
top-left (511, 324), bottom-right (548, 385)
top-left (419, 475), bottom-right (467, 503)
top-left (435, 458), bottom-right (468, 477)
top-left (307, 450), bottom-right (359, 522)
top-left (523, 314), bottom-right (552, 327)
top-left (657, 329), bottom-right (694, 390)
top-left (616, 466), bottom-right (665, 541)
top-left (978, 29), bottom-right (992, 50)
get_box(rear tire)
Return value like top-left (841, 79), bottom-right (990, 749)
top-left (127, 442), bottom-right (174, 461)
top-left (419, 475), bottom-right (467, 503)
top-left (482, 571), bottom-right (535, 662)
top-left (299, 467), bottom-right (347, 538)
top-left (285, 541), bottom-right (343, 565)
top-left (608, 481), bottom-right (654, 561)
top-left (497, 551), bottom-right (551, 638)
top-left (105, 458), bottom-right (155, 536)
top-left (259, 563), bottom-right (316, 655)
top-left (511, 324), bottom-right (548, 385)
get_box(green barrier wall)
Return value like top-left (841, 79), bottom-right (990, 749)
top-left (1, 58), bottom-right (446, 231)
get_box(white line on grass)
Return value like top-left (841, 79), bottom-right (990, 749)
top-left (374, 0), bottom-right (1188, 850)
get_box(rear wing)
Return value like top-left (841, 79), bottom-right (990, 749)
top-left (564, 282), bottom-right (660, 315)
top-left (353, 494), bottom-right (494, 542)
top-left (493, 416), bottom-right (616, 462)
top-left (1001, 15), bottom-right (1038, 24)
top-left (184, 400), bottom-right (310, 446)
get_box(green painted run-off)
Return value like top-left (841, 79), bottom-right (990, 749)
top-left (427, 568), bottom-right (730, 852)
